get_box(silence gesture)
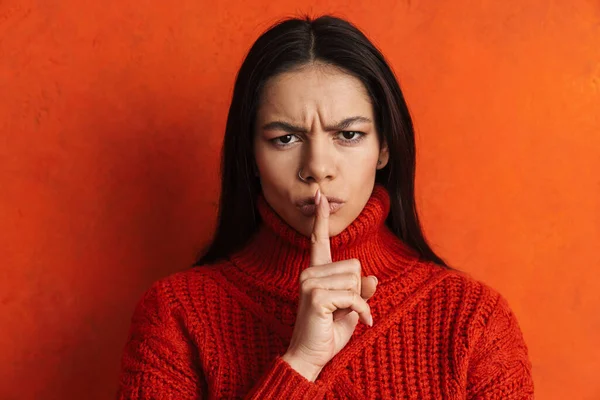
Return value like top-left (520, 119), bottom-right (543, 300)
top-left (282, 188), bottom-right (378, 381)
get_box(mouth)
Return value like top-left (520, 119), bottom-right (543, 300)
top-left (296, 196), bottom-right (345, 217)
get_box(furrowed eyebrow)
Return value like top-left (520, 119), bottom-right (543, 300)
top-left (262, 116), bottom-right (372, 133)
top-left (328, 116), bottom-right (372, 131)
top-left (261, 121), bottom-right (308, 134)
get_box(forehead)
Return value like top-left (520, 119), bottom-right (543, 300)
top-left (257, 63), bottom-right (373, 121)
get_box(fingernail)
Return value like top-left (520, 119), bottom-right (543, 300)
top-left (371, 276), bottom-right (378, 285)
top-left (315, 189), bottom-right (321, 205)
top-left (368, 315), bottom-right (373, 327)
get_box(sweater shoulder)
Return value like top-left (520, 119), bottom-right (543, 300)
top-left (147, 261), bottom-right (233, 307)
top-left (426, 264), bottom-right (523, 348)
top-left (423, 263), bottom-right (504, 306)
top-left (407, 262), bottom-right (503, 303)
top-left (130, 261), bottom-right (233, 329)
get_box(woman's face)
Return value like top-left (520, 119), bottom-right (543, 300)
top-left (254, 63), bottom-right (389, 237)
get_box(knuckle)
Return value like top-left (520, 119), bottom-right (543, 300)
top-left (309, 287), bottom-right (323, 298)
top-left (314, 232), bottom-right (328, 243)
top-left (299, 269), bottom-right (311, 282)
top-left (300, 278), bottom-right (314, 294)
top-left (310, 288), bottom-right (324, 307)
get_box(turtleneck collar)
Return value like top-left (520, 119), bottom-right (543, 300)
top-left (227, 184), bottom-right (421, 301)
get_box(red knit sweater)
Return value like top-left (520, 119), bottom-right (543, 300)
top-left (117, 185), bottom-right (534, 399)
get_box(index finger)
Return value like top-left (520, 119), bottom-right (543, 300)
top-left (310, 188), bottom-right (332, 266)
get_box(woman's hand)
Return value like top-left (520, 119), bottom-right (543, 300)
top-left (282, 188), bottom-right (378, 381)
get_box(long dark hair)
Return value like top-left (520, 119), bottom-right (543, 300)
top-left (194, 15), bottom-right (450, 269)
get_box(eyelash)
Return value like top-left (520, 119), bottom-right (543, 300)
top-left (270, 131), bottom-right (366, 148)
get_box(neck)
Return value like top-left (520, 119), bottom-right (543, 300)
top-left (228, 184), bottom-right (421, 301)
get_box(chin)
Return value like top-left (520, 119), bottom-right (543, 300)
top-left (329, 222), bottom-right (347, 237)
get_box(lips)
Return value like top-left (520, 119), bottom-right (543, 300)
top-left (297, 201), bottom-right (344, 217)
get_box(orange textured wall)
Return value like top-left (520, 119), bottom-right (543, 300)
top-left (1, 1), bottom-right (598, 398)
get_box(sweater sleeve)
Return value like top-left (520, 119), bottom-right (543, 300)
top-left (467, 292), bottom-right (534, 399)
top-left (117, 278), bottom-right (328, 399)
top-left (243, 356), bottom-right (328, 399)
top-left (116, 280), bottom-right (207, 399)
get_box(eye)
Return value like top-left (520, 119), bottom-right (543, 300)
top-left (337, 131), bottom-right (365, 144)
top-left (271, 134), bottom-right (300, 147)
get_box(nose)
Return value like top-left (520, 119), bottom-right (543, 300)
top-left (299, 136), bottom-right (336, 184)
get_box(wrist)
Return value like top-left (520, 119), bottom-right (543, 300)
top-left (281, 352), bottom-right (323, 382)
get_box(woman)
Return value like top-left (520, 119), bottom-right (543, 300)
top-left (117, 15), bottom-right (534, 399)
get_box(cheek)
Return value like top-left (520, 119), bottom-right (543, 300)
top-left (255, 144), bottom-right (274, 175)
top-left (342, 144), bottom-right (379, 174)
top-left (257, 153), bottom-right (290, 179)
top-left (254, 145), bottom-right (298, 190)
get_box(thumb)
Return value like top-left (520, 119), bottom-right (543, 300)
top-left (360, 275), bottom-right (378, 300)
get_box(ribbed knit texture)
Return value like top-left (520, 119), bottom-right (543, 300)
top-left (117, 184), bottom-right (534, 399)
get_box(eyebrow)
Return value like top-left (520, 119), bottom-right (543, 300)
top-left (261, 116), bottom-right (372, 134)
